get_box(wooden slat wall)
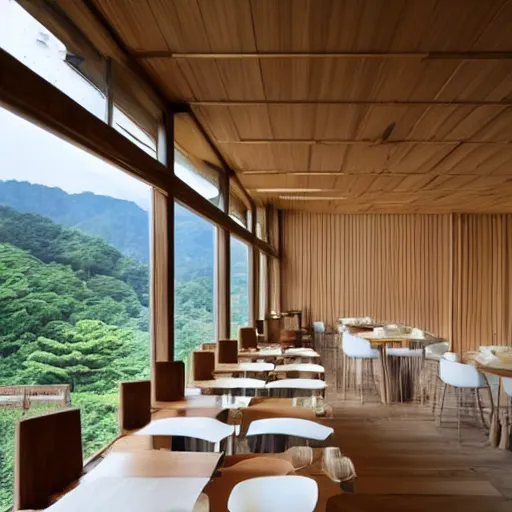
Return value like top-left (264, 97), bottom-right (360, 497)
top-left (452, 214), bottom-right (512, 353)
top-left (281, 212), bottom-right (512, 352)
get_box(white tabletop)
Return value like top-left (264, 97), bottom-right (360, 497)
top-left (274, 363), bottom-right (325, 373)
top-left (194, 377), bottom-right (267, 389)
top-left (355, 332), bottom-right (426, 341)
top-left (46, 477), bottom-right (209, 512)
top-left (135, 417), bottom-right (234, 443)
top-left (265, 378), bottom-right (327, 390)
top-left (246, 418), bottom-right (334, 440)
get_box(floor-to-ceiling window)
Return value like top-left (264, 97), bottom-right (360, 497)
top-left (0, 106), bottom-right (151, 509)
top-left (230, 236), bottom-right (250, 338)
top-left (174, 203), bottom-right (216, 377)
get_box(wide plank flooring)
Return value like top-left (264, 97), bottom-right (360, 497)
top-left (318, 390), bottom-right (512, 510)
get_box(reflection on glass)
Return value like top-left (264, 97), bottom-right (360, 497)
top-left (0, 106), bottom-right (150, 509)
top-left (174, 203), bottom-right (216, 380)
top-left (0, 0), bottom-right (106, 119)
top-left (230, 236), bottom-right (250, 338)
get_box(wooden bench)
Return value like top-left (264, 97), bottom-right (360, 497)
top-left (0, 385), bottom-right (71, 411)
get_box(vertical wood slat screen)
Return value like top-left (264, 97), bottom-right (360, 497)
top-left (281, 212), bottom-right (512, 352)
top-left (268, 207), bottom-right (281, 313)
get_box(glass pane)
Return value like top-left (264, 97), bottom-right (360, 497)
top-left (174, 204), bottom-right (216, 380)
top-left (113, 106), bottom-right (157, 158)
top-left (0, 0), bottom-right (106, 119)
top-left (175, 149), bottom-right (221, 208)
top-left (259, 253), bottom-right (268, 320)
top-left (256, 207), bottom-right (267, 241)
top-left (0, 106), bottom-right (151, 509)
top-left (230, 236), bottom-right (250, 338)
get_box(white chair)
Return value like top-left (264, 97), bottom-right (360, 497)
top-left (437, 354), bottom-right (490, 441)
top-left (228, 476), bottom-right (318, 512)
top-left (135, 417), bottom-right (235, 452)
top-left (312, 321), bottom-right (326, 333)
top-left (246, 418), bottom-right (333, 441)
top-left (425, 341), bottom-right (449, 361)
top-left (341, 332), bottom-right (379, 402)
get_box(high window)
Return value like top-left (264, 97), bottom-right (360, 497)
top-left (174, 203), bottom-right (216, 376)
top-left (230, 236), bottom-right (250, 338)
top-left (0, 106), bottom-right (151, 510)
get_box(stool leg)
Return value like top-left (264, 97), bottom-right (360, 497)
top-left (457, 387), bottom-right (461, 444)
top-left (475, 388), bottom-right (486, 429)
top-left (437, 383), bottom-right (447, 426)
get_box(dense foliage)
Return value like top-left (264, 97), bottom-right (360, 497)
top-left (0, 182), bottom-right (249, 510)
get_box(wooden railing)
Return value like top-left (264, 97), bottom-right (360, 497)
top-left (0, 385), bottom-right (71, 410)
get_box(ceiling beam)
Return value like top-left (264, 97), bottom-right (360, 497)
top-left (133, 51), bottom-right (512, 60)
top-left (191, 100), bottom-right (512, 106)
top-left (239, 171), bottom-right (512, 177)
top-left (220, 139), bottom-right (512, 145)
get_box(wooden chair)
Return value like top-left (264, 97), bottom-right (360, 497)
top-left (239, 327), bottom-right (258, 350)
top-left (119, 380), bottom-right (151, 432)
top-left (193, 350), bottom-right (215, 381)
top-left (218, 339), bottom-right (239, 364)
top-left (154, 361), bottom-right (185, 402)
top-left (15, 408), bottom-right (83, 511)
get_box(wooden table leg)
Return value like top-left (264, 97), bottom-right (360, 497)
top-left (377, 345), bottom-right (389, 405)
top-left (489, 377), bottom-right (501, 448)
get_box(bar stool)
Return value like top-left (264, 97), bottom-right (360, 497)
top-left (437, 353), bottom-right (491, 442)
top-left (227, 476), bottom-right (318, 512)
top-left (341, 332), bottom-right (379, 402)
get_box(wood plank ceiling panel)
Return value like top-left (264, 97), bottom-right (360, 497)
top-left (92, 0), bottom-right (168, 51)
top-left (81, 0), bottom-right (512, 213)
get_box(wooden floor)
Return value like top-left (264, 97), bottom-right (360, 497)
top-left (318, 389), bottom-right (512, 510)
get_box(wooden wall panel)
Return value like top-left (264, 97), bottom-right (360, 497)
top-left (452, 214), bottom-right (512, 353)
top-left (281, 211), bottom-right (512, 352)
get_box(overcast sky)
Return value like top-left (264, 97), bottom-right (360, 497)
top-left (0, 0), bottom-right (217, 212)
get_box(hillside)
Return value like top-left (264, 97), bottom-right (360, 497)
top-left (0, 181), bottom-right (217, 275)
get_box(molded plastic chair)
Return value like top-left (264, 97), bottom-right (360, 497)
top-left (312, 321), bottom-right (326, 333)
top-left (246, 418), bottom-right (333, 441)
top-left (437, 354), bottom-right (490, 441)
top-left (228, 475), bottom-right (318, 512)
top-left (341, 332), bottom-right (379, 402)
top-left (425, 341), bottom-right (450, 361)
top-left (503, 378), bottom-right (512, 398)
top-left (386, 347), bottom-right (424, 357)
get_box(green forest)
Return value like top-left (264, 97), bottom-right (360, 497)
top-left (0, 181), bottom-right (248, 509)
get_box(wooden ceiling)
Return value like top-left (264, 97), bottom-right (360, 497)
top-left (61, 0), bottom-right (512, 213)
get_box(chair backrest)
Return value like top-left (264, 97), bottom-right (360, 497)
top-left (502, 377), bottom-right (512, 398)
top-left (342, 332), bottom-right (374, 358)
top-left (246, 418), bottom-right (333, 440)
top-left (439, 358), bottom-right (486, 388)
top-left (15, 408), bottom-right (83, 510)
top-left (119, 380), bottom-right (151, 432)
top-left (443, 351), bottom-right (459, 362)
top-left (425, 341), bottom-right (449, 358)
top-left (218, 339), bottom-right (239, 364)
top-left (265, 378), bottom-right (327, 390)
top-left (193, 350), bottom-right (215, 381)
top-left (239, 327), bottom-right (258, 350)
top-left (312, 321), bottom-right (325, 333)
top-left (154, 361), bottom-right (185, 401)
top-left (228, 476), bottom-right (318, 512)
top-left (135, 417), bottom-right (234, 443)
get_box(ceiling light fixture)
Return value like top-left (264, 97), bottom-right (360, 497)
top-left (278, 196), bottom-right (347, 201)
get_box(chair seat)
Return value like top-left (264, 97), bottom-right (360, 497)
top-left (386, 348), bottom-right (423, 357)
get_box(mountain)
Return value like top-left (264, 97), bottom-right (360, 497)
top-left (0, 180), bottom-right (150, 262)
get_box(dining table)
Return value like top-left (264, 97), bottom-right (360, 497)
top-left (473, 362), bottom-right (512, 449)
top-left (355, 332), bottom-right (430, 404)
top-left (238, 349), bottom-right (321, 361)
